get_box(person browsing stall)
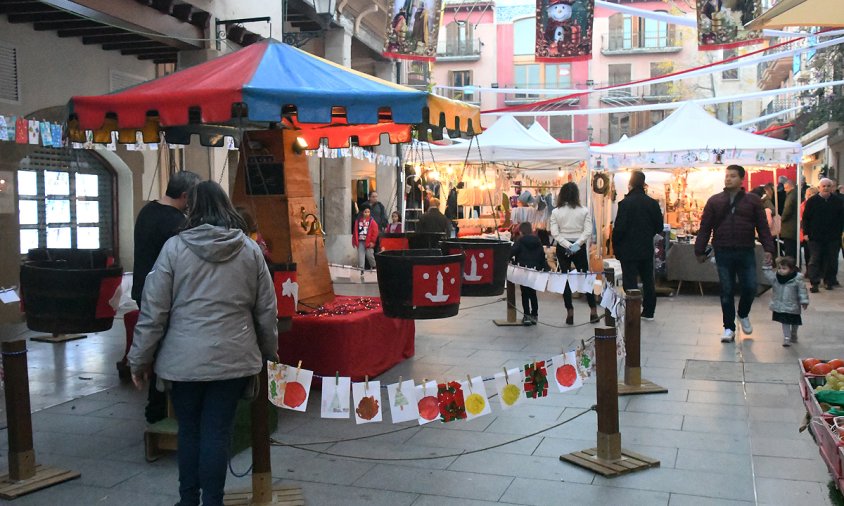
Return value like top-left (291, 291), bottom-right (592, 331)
top-left (128, 181), bottom-right (278, 506)
top-left (511, 222), bottom-right (551, 325)
top-left (802, 178), bottom-right (844, 292)
top-left (694, 164), bottom-right (775, 343)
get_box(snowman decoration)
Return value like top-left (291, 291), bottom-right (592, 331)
top-left (544, 0), bottom-right (580, 55)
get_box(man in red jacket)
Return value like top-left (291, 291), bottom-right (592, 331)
top-left (695, 165), bottom-right (775, 343)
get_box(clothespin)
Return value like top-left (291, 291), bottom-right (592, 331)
top-left (365, 375), bottom-right (369, 393)
top-left (335, 371), bottom-right (339, 386)
top-left (466, 374), bottom-right (473, 393)
top-left (398, 376), bottom-right (403, 387)
top-left (503, 367), bottom-right (509, 384)
top-left (422, 378), bottom-right (428, 396)
top-left (296, 360), bottom-right (302, 380)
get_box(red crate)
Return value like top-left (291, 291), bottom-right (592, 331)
top-left (811, 416), bottom-right (844, 479)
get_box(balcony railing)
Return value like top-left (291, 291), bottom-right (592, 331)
top-left (436, 38), bottom-right (482, 59)
top-left (501, 84), bottom-right (579, 106)
top-left (601, 31), bottom-right (683, 55)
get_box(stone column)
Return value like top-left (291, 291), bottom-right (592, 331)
top-left (322, 28), bottom-right (355, 265)
top-left (374, 61), bottom-right (401, 215)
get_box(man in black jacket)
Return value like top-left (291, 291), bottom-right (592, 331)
top-left (695, 165), bottom-right (775, 343)
top-left (416, 198), bottom-right (453, 236)
top-left (803, 178), bottom-right (844, 292)
top-left (611, 171), bottom-right (664, 321)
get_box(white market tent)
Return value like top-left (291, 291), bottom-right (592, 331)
top-left (590, 102), bottom-right (802, 170)
top-left (416, 115), bottom-right (589, 170)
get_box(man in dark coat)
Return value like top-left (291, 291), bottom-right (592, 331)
top-left (779, 179), bottom-right (798, 260)
top-left (802, 178), bottom-right (844, 292)
top-left (367, 191), bottom-right (388, 232)
top-left (416, 197), bottom-right (453, 236)
top-left (695, 165), bottom-right (775, 343)
top-left (611, 171), bottom-right (664, 321)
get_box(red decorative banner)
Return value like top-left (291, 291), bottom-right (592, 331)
top-left (411, 262), bottom-right (461, 307)
top-left (448, 248), bottom-right (493, 285)
top-left (384, 0), bottom-right (443, 62)
top-left (273, 270), bottom-right (298, 318)
top-left (697, 0), bottom-right (763, 50)
top-left (536, 0), bottom-right (593, 62)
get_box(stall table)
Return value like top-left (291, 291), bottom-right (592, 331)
top-left (279, 296), bottom-right (414, 381)
top-left (666, 242), bottom-right (771, 295)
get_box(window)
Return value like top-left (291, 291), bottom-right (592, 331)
top-left (722, 49), bottom-right (739, 80)
top-left (514, 64), bottom-right (541, 98)
top-left (513, 18), bottom-right (535, 56)
top-left (608, 113), bottom-right (630, 143)
top-left (608, 64), bottom-right (632, 98)
top-left (716, 102), bottom-right (743, 124)
top-left (544, 63), bottom-right (572, 89)
top-left (608, 13), bottom-right (676, 50)
top-left (649, 62), bottom-right (673, 96)
top-left (548, 116), bottom-right (573, 140)
top-left (445, 21), bottom-right (475, 56)
top-left (449, 70), bottom-right (473, 100)
top-left (17, 150), bottom-right (114, 254)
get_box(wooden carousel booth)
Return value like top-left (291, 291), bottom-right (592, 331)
top-left (68, 38), bottom-right (481, 381)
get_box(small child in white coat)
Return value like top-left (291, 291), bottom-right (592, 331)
top-left (762, 256), bottom-right (809, 347)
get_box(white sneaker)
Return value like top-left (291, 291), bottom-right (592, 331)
top-left (782, 337), bottom-right (791, 347)
top-left (739, 317), bottom-right (753, 335)
top-left (641, 316), bottom-right (655, 321)
top-left (721, 328), bottom-right (736, 343)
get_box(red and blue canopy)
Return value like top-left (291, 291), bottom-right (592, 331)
top-left (68, 39), bottom-right (479, 147)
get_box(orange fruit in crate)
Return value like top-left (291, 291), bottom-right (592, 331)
top-left (803, 358), bottom-right (822, 372)
top-left (828, 359), bottom-right (844, 369)
top-left (811, 362), bottom-right (834, 376)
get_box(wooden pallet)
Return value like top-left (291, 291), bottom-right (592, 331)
top-left (30, 333), bottom-right (86, 343)
top-left (224, 485), bottom-right (305, 505)
top-left (617, 379), bottom-right (669, 396)
top-left (144, 417), bottom-right (178, 462)
top-left (493, 319), bottom-right (527, 327)
top-left (560, 447), bottom-right (660, 477)
top-left (0, 465), bottom-right (80, 499)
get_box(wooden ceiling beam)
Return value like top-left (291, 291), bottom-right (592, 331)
top-left (7, 12), bottom-right (78, 23)
top-left (82, 33), bottom-right (146, 44)
top-left (120, 45), bottom-right (176, 55)
top-left (57, 25), bottom-right (122, 37)
top-left (102, 40), bottom-right (169, 50)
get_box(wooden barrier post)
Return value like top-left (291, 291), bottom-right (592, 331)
top-left (560, 327), bottom-right (659, 477)
top-left (618, 290), bottom-right (667, 396)
top-left (493, 281), bottom-right (523, 326)
top-left (0, 340), bottom-right (79, 499)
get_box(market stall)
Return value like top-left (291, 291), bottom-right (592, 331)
top-left (589, 102), bottom-right (803, 287)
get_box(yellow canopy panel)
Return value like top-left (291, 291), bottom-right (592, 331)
top-left (746, 0), bottom-right (844, 30)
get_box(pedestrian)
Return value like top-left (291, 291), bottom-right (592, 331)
top-left (367, 191), bottom-right (388, 232)
top-left (353, 207), bottom-right (379, 270)
top-left (762, 256), bottom-right (809, 347)
top-left (128, 181), bottom-right (278, 506)
top-left (236, 206), bottom-right (272, 263)
top-left (416, 197), bottom-right (454, 236)
top-left (611, 171), bottom-right (664, 321)
top-left (801, 186), bottom-right (819, 269)
top-left (776, 175), bottom-right (787, 215)
top-left (130, 170), bottom-right (201, 424)
top-left (511, 221), bottom-right (550, 325)
top-left (550, 182), bottom-right (599, 325)
top-left (802, 178), bottom-right (844, 292)
top-left (694, 164), bottom-right (775, 343)
top-left (385, 210), bottom-right (403, 233)
top-left (779, 179), bottom-right (798, 260)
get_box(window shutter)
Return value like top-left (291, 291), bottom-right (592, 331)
top-left (631, 17), bottom-right (641, 49)
top-left (0, 43), bottom-right (19, 103)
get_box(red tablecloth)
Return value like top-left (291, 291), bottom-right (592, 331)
top-left (279, 296), bottom-right (415, 381)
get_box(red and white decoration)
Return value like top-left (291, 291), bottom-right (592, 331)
top-left (412, 263), bottom-right (461, 306)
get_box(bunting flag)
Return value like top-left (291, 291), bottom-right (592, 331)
top-left (697, 0), bottom-right (763, 50)
top-left (535, 0), bottom-right (594, 62)
top-left (384, 0), bottom-right (443, 61)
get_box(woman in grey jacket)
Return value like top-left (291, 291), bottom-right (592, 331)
top-left (129, 181), bottom-right (278, 506)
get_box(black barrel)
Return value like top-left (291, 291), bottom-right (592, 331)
top-left (406, 232), bottom-right (446, 250)
top-left (375, 249), bottom-right (464, 319)
top-left (20, 257), bottom-right (124, 334)
top-left (441, 238), bottom-right (513, 296)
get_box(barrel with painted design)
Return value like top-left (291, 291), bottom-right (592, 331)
top-left (375, 249), bottom-right (464, 319)
top-left (441, 238), bottom-right (512, 296)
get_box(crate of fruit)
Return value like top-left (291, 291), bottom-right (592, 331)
top-left (810, 416), bottom-right (844, 478)
top-left (800, 358), bottom-right (844, 399)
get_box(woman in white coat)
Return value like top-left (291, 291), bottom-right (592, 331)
top-left (549, 182), bottom-right (599, 325)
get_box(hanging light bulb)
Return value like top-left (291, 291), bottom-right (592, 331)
top-left (558, 168), bottom-right (564, 177)
top-left (446, 165), bottom-right (454, 175)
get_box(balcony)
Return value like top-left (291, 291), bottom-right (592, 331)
top-left (600, 89), bottom-right (640, 105)
top-left (601, 32), bottom-right (683, 56)
top-left (758, 57), bottom-right (792, 91)
top-left (502, 84), bottom-right (580, 107)
top-left (440, 88), bottom-right (481, 106)
top-left (436, 38), bottom-right (482, 62)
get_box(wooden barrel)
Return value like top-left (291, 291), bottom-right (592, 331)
top-left (20, 258), bottom-right (123, 334)
top-left (375, 249), bottom-right (464, 319)
top-left (441, 238), bottom-right (513, 296)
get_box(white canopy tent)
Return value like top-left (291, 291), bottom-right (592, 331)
top-left (414, 115), bottom-right (589, 170)
top-left (590, 102), bottom-right (802, 170)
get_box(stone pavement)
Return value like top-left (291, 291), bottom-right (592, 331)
top-left (0, 266), bottom-right (843, 505)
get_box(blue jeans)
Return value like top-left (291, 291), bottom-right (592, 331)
top-left (170, 377), bottom-right (249, 506)
top-left (714, 248), bottom-right (757, 331)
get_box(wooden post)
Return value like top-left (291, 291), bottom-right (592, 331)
top-left (594, 327), bottom-right (621, 461)
top-left (251, 365), bottom-right (272, 504)
top-left (3, 340), bottom-right (34, 481)
top-left (617, 290), bottom-right (668, 396)
top-left (559, 327), bottom-right (660, 477)
top-left (603, 267), bottom-right (616, 327)
top-left (493, 281), bottom-right (523, 326)
top-left (0, 340), bottom-right (79, 499)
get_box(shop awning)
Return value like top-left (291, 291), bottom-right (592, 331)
top-left (745, 0), bottom-right (844, 30)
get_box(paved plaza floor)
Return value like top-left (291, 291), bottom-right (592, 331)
top-left (1, 263), bottom-right (843, 505)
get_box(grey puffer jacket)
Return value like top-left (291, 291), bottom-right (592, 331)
top-left (762, 267), bottom-right (809, 315)
top-left (128, 224), bottom-right (278, 382)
